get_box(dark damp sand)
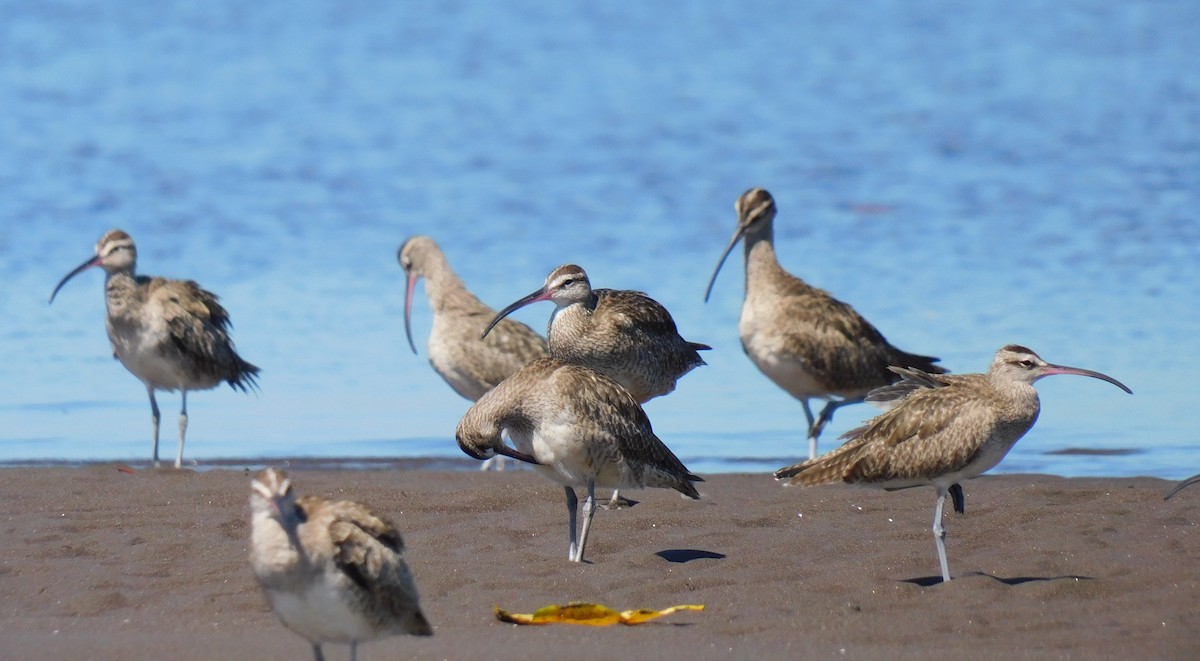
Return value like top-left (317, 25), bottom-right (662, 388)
top-left (0, 467), bottom-right (1197, 660)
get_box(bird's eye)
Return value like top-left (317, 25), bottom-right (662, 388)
top-left (1018, 359), bottom-right (1035, 368)
top-left (561, 279), bottom-right (574, 286)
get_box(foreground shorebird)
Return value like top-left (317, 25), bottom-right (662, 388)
top-left (398, 236), bottom-right (548, 470)
top-left (250, 468), bottom-right (433, 661)
top-left (456, 358), bottom-right (702, 562)
top-left (705, 188), bottom-right (945, 460)
top-left (775, 345), bottom-right (1132, 582)
top-left (49, 229), bottom-right (259, 468)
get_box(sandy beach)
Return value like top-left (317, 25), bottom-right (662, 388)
top-left (1, 466), bottom-right (1196, 659)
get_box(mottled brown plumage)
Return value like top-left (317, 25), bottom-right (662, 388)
top-left (484, 264), bottom-right (710, 404)
top-left (250, 468), bottom-right (432, 661)
top-left (50, 229), bottom-right (259, 468)
top-left (456, 358), bottom-right (702, 562)
top-left (775, 345), bottom-right (1131, 582)
top-left (705, 187), bottom-right (945, 460)
top-left (399, 236), bottom-right (547, 402)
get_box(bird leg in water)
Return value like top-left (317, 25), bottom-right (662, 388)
top-left (933, 487), bottom-right (951, 582)
top-left (176, 390), bottom-right (189, 469)
top-left (574, 480), bottom-right (598, 563)
top-left (147, 386), bottom-right (161, 468)
top-left (311, 643), bottom-right (326, 661)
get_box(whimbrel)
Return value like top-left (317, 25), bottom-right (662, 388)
top-left (485, 264), bottom-right (710, 403)
top-left (484, 264), bottom-right (709, 506)
top-left (49, 229), bottom-right (259, 468)
top-left (1164, 474), bottom-right (1200, 500)
top-left (705, 187), bottom-right (946, 460)
top-left (398, 236), bottom-right (548, 470)
top-left (775, 345), bottom-right (1132, 582)
top-left (456, 357), bottom-right (702, 562)
top-left (250, 468), bottom-right (432, 661)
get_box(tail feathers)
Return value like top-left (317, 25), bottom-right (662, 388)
top-left (227, 357), bottom-right (261, 393)
top-left (688, 342), bottom-right (713, 352)
top-left (893, 351), bottom-right (947, 375)
top-left (402, 609), bottom-right (434, 636)
top-left (675, 476), bottom-right (702, 500)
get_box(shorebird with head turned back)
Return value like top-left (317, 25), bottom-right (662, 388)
top-left (455, 357), bottom-right (702, 562)
top-left (775, 345), bottom-right (1132, 583)
top-left (49, 229), bottom-right (259, 468)
top-left (705, 187), bottom-right (946, 461)
top-left (398, 236), bottom-right (548, 470)
top-left (250, 468), bottom-right (433, 661)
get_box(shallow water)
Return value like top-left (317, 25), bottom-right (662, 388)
top-left (1, 1), bottom-right (1197, 477)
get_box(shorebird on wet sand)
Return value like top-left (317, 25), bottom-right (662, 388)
top-left (705, 187), bottom-right (946, 461)
top-left (455, 358), bottom-right (702, 562)
top-left (398, 236), bottom-right (548, 470)
top-left (775, 345), bottom-right (1132, 583)
top-left (250, 468), bottom-right (432, 661)
top-left (1164, 474), bottom-right (1200, 500)
top-left (49, 229), bottom-right (259, 468)
top-left (483, 264), bottom-right (709, 507)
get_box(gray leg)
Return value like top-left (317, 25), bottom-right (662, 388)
top-left (311, 643), bottom-right (326, 661)
top-left (809, 398), bottom-right (864, 459)
top-left (148, 387), bottom-right (161, 468)
top-left (565, 486), bottom-right (579, 561)
top-left (176, 390), bottom-right (188, 469)
top-left (800, 400), bottom-right (817, 459)
top-left (933, 487), bottom-right (951, 582)
top-left (349, 640), bottom-right (357, 661)
top-left (574, 480), bottom-right (597, 564)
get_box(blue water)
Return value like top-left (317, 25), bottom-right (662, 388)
top-left (1, 1), bottom-right (1197, 477)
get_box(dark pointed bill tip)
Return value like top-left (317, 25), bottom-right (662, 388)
top-left (704, 227), bottom-right (745, 303)
top-left (1044, 364), bottom-right (1133, 394)
top-left (403, 270), bottom-right (419, 354)
top-left (49, 256), bottom-right (100, 304)
top-left (481, 287), bottom-right (549, 340)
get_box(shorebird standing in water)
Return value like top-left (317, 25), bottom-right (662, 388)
top-left (49, 229), bottom-right (259, 468)
top-left (775, 345), bottom-right (1132, 582)
top-left (398, 236), bottom-right (548, 470)
top-left (705, 187), bottom-right (946, 461)
top-left (250, 468), bottom-right (433, 660)
top-left (484, 264), bottom-right (709, 506)
top-left (456, 358), bottom-right (702, 562)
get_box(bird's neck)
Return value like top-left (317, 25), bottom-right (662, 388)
top-left (250, 511), bottom-right (309, 582)
top-left (103, 270), bottom-right (142, 317)
top-left (742, 226), bottom-right (784, 296)
top-left (422, 259), bottom-right (481, 314)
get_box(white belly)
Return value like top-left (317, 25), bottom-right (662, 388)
top-left (270, 579), bottom-right (375, 644)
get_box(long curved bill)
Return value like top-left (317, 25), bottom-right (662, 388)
top-left (1164, 473), bottom-right (1200, 500)
top-left (1042, 363), bottom-right (1133, 394)
top-left (703, 227), bottom-right (745, 303)
top-left (495, 444), bottom-right (541, 466)
top-left (49, 255), bottom-right (100, 304)
top-left (481, 287), bottom-right (551, 340)
top-left (403, 270), bottom-right (420, 354)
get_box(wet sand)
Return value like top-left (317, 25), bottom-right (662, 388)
top-left (1, 467), bottom-right (1196, 659)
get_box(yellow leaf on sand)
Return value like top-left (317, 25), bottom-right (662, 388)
top-left (495, 602), bottom-right (703, 626)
